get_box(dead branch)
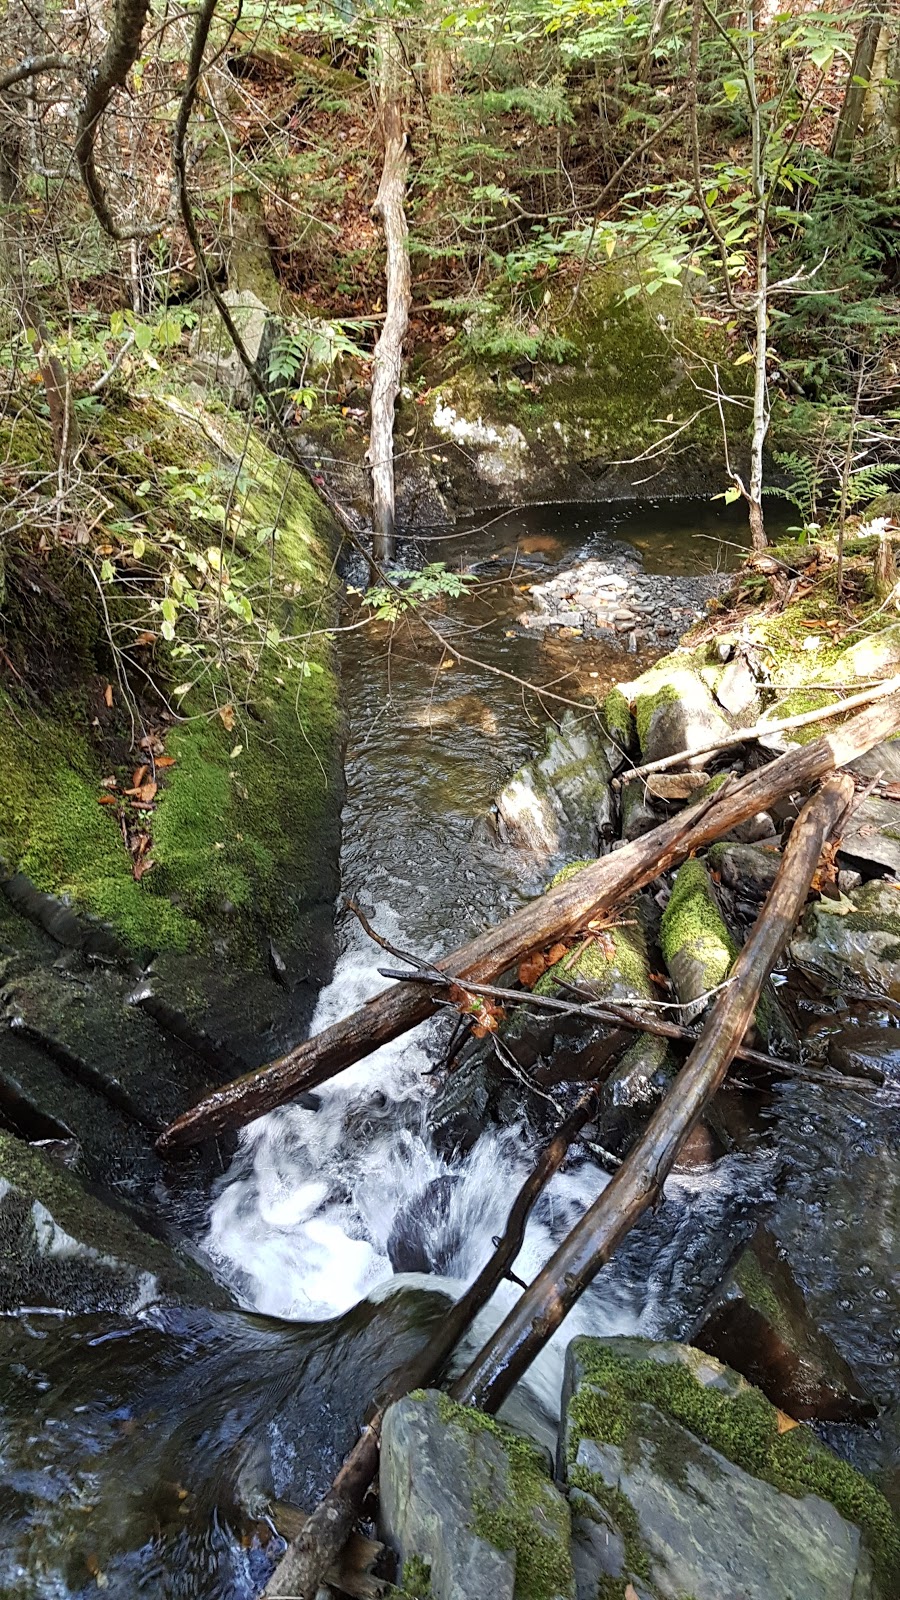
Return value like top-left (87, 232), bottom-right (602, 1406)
top-left (75, 0), bottom-right (154, 239)
top-left (616, 672), bottom-right (900, 787)
top-left (449, 771), bottom-right (855, 1410)
top-left (156, 685), bottom-right (900, 1155)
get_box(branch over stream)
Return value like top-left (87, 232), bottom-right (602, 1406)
top-left (156, 686), bottom-right (900, 1154)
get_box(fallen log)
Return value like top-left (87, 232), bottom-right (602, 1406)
top-left (263, 1085), bottom-right (603, 1598)
top-left (156, 688), bottom-right (900, 1155)
top-left (616, 672), bottom-right (900, 787)
top-left (449, 771), bottom-right (854, 1411)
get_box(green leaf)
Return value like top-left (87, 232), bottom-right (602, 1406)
top-left (133, 322), bottom-right (154, 352)
top-left (722, 78), bottom-right (743, 103)
top-left (133, 536), bottom-right (146, 559)
top-left (724, 485), bottom-right (742, 504)
top-left (809, 45), bottom-right (834, 72)
top-left (161, 619), bottom-right (176, 642)
top-left (733, 350), bottom-right (754, 366)
top-left (161, 597), bottom-right (178, 623)
top-left (100, 559), bottom-right (114, 582)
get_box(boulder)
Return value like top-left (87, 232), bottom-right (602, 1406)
top-left (0, 1131), bottom-right (231, 1314)
top-left (492, 711), bottom-right (613, 858)
top-left (837, 795), bottom-right (900, 876)
top-left (790, 879), bottom-right (900, 994)
top-left (560, 1335), bottom-right (899, 1600)
top-left (379, 1389), bottom-right (575, 1600)
top-left (827, 1025), bottom-right (900, 1084)
top-left (707, 840), bottom-right (781, 897)
top-left (693, 1226), bottom-right (874, 1422)
top-left (629, 662), bottom-right (731, 767)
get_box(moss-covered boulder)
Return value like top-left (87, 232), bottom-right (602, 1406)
top-left (0, 1131), bottom-right (231, 1314)
top-left (379, 1389), bottom-right (575, 1600)
top-left (661, 859), bottom-right (737, 1024)
top-left (560, 1336), bottom-right (900, 1600)
top-left (626, 660), bottom-right (731, 769)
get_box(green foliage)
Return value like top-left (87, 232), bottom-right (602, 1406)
top-left (361, 562), bottom-right (476, 621)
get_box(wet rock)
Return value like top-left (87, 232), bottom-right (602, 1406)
top-left (380, 1389), bottom-right (575, 1600)
top-left (827, 1025), bottom-right (900, 1084)
top-left (766, 1078), bottom-right (900, 1413)
top-left (693, 1226), bottom-right (874, 1422)
top-left (629, 662), bottom-right (732, 768)
top-left (790, 879), bottom-right (900, 994)
top-left (560, 1335), bottom-right (897, 1600)
top-left (645, 771), bottom-right (707, 802)
top-left (492, 711), bottom-right (613, 858)
top-left (714, 653), bottom-right (761, 719)
top-left (661, 859), bottom-right (736, 1023)
top-left (620, 778), bottom-right (660, 841)
top-left (387, 1175), bottom-right (464, 1274)
top-left (708, 840), bottom-right (781, 896)
top-left (0, 1130), bottom-right (232, 1315)
top-left (837, 795), bottom-right (900, 876)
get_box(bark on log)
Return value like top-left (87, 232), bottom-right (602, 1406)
top-left (155, 687), bottom-right (900, 1156)
top-left (449, 771), bottom-right (854, 1411)
top-left (368, 28), bottom-right (410, 565)
top-left (263, 1087), bottom-right (603, 1599)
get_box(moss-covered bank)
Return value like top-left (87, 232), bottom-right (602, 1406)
top-left (0, 394), bottom-right (341, 964)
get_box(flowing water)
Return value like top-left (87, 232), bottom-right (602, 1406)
top-left (2, 498), bottom-right (806, 1597)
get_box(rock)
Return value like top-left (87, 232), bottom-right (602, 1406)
top-left (629, 662), bottom-right (732, 768)
top-left (492, 711), bottom-right (613, 858)
top-left (831, 624), bottom-right (900, 681)
top-left (714, 653), bottom-right (761, 719)
top-left (644, 772), bottom-right (707, 802)
top-left (837, 795), bottom-right (900, 876)
top-left (379, 1390), bottom-right (575, 1600)
top-left (560, 1335), bottom-right (898, 1600)
top-left (693, 1226), bottom-right (874, 1422)
top-left (827, 1025), bottom-right (900, 1083)
top-left (660, 859), bottom-right (736, 1023)
top-left (765, 1077), bottom-right (900, 1414)
top-left (708, 840), bottom-right (781, 896)
top-left (190, 289), bottom-right (277, 403)
top-left (620, 779), bottom-right (660, 842)
top-left (790, 879), bottom-right (900, 994)
top-left (0, 1130), bottom-right (232, 1315)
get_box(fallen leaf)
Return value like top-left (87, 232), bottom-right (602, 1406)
top-left (518, 953), bottom-right (547, 988)
top-left (134, 631), bottom-right (157, 647)
top-left (97, 793), bottom-right (119, 806)
top-left (124, 780), bottom-right (158, 804)
top-left (547, 942), bottom-right (568, 965)
top-left (139, 734), bottom-right (164, 754)
top-left (219, 703), bottom-right (236, 731)
top-left (133, 832), bottom-right (151, 857)
top-left (155, 755), bottom-right (176, 768)
top-left (776, 1408), bottom-right (799, 1433)
top-left (132, 764), bottom-right (148, 789)
top-left (104, 684), bottom-right (113, 708)
top-left (132, 857), bottom-right (154, 881)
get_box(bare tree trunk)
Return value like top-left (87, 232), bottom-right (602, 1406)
top-left (747, 1), bottom-right (769, 553)
top-left (368, 26), bottom-right (410, 565)
top-left (450, 772), bottom-right (854, 1410)
top-left (75, 0), bottom-right (152, 239)
top-left (156, 682), bottom-right (900, 1155)
top-left (831, 6), bottom-right (886, 164)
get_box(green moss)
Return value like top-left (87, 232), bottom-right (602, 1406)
top-left (660, 859), bottom-right (736, 993)
top-left (434, 1396), bottom-right (575, 1600)
top-left (0, 395), bottom-right (340, 958)
top-left (731, 1248), bottom-right (786, 1332)
top-left (634, 682), bottom-right (681, 753)
top-left (400, 1553), bottom-right (432, 1596)
top-left (602, 686), bottom-right (634, 748)
top-left (536, 922), bottom-right (651, 1002)
top-left (566, 1340), bottom-right (900, 1594)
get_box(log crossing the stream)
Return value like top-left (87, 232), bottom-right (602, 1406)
top-left (157, 687), bottom-right (900, 1154)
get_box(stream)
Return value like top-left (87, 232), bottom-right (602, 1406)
top-left (9, 494), bottom-right (892, 1599)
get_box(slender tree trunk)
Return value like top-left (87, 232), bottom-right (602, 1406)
top-left (831, 7), bottom-right (886, 164)
top-left (449, 773), bottom-right (853, 1411)
top-left (368, 25), bottom-right (410, 565)
top-left (747, 2), bottom-right (768, 552)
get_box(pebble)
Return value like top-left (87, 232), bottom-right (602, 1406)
top-left (519, 552), bottom-right (731, 652)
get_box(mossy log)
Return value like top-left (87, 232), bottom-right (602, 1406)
top-left (157, 690), bottom-right (900, 1154)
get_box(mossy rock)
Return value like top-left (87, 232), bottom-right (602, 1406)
top-left (380, 1389), bottom-right (575, 1600)
top-left (561, 1336), bottom-right (900, 1599)
top-left (625, 660), bottom-right (731, 768)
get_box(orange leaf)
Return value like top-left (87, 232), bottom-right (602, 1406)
top-left (104, 684), bottom-right (113, 708)
top-left (132, 764), bottom-right (148, 789)
top-left (155, 755), bottom-right (176, 768)
top-left (134, 631), bottom-right (157, 647)
top-left (547, 942), bottom-right (568, 965)
top-left (97, 793), bottom-right (118, 805)
top-left (137, 780), bottom-right (157, 804)
top-left (776, 1408), bottom-right (799, 1433)
top-left (133, 856), bottom-right (154, 881)
top-left (518, 953), bottom-right (547, 988)
top-left (219, 703), bottom-right (236, 731)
